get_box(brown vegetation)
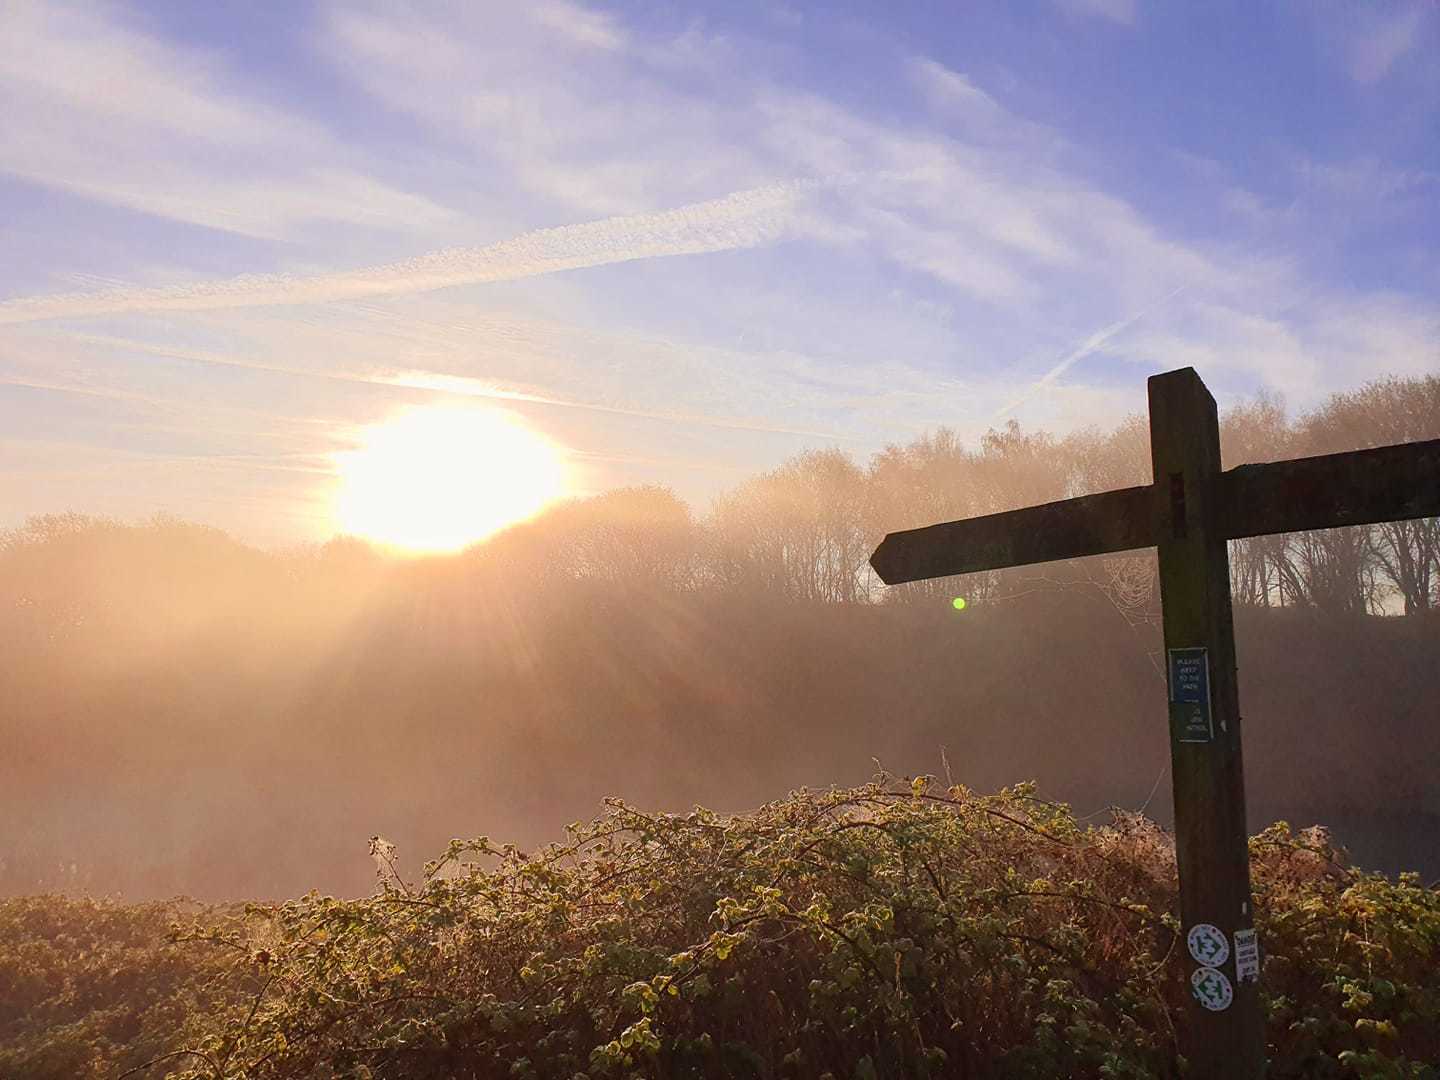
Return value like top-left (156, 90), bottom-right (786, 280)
top-left (4, 783), bottom-right (1437, 1078)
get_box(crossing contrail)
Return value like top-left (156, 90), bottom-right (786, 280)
top-left (995, 285), bottom-right (1187, 418)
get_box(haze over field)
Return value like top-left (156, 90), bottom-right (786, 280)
top-left (2, 1), bottom-right (1439, 904)
top-left (4, 379), bottom-right (1439, 899)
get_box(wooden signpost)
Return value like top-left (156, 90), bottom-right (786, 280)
top-left (869, 367), bottom-right (1440, 1078)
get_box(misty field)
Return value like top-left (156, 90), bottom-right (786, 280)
top-left (5, 377), bottom-right (1440, 902)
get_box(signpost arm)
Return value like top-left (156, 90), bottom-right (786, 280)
top-left (869, 484), bottom-right (1155, 584)
top-left (1148, 368), bottom-right (1266, 1077)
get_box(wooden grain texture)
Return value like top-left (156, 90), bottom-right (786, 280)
top-left (868, 484), bottom-right (1156, 584)
top-left (870, 439), bottom-right (1440, 587)
top-left (1220, 438), bottom-right (1440, 539)
top-left (1148, 367), bottom-right (1265, 1079)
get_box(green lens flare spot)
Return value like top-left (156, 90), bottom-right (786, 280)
top-left (951, 597), bottom-right (967, 611)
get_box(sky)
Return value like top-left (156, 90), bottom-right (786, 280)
top-left (1, 0), bottom-right (1437, 546)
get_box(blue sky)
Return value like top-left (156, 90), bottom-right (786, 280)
top-left (1, 0), bottom-right (1436, 545)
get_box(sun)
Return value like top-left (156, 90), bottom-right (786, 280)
top-left (333, 404), bottom-right (570, 552)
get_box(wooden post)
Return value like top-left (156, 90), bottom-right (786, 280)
top-left (870, 365), bottom-right (1440, 1074)
top-left (1148, 368), bottom-right (1265, 1077)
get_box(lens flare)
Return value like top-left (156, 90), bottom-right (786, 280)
top-left (333, 404), bottom-right (569, 552)
top-left (952, 597), bottom-right (968, 611)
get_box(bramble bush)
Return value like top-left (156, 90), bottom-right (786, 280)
top-left (0, 896), bottom-right (248, 1079)
top-left (3, 778), bottom-right (1438, 1078)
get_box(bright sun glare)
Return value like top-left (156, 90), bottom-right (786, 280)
top-left (334, 405), bottom-right (570, 552)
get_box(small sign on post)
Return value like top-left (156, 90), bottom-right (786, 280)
top-left (1233, 928), bottom-right (1261, 984)
top-left (869, 366), bottom-right (1440, 1079)
top-left (1168, 647), bottom-right (1214, 743)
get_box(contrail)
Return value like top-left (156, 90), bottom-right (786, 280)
top-left (55, 333), bottom-right (854, 441)
top-left (995, 285), bottom-right (1186, 418)
top-left (0, 181), bottom-right (811, 325)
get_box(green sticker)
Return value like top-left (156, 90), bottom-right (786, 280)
top-left (1191, 966), bottom-right (1233, 1011)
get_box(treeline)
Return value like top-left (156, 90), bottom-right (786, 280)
top-left (492, 372), bottom-right (1439, 614)
top-left (485, 372), bottom-right (1440, 614)
top-left (4, 373), bottom-right (1436, 628)
top-left (2, 373), bottom-right (1437, 900)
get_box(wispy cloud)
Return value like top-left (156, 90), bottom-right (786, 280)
top-left (319, 3), bottom-right (1222, 322)
top-left (0, 1), bottom-right (455, 239)
top-left (321, 1), bottom-right (776, 219)
top-left (0, 183), bottom-right (809, 324)
top-left (22, 327), bottom-right (852, 442)
top-left (1, 435), bottom-right (336, 542)
top-left (1055, 0), bottom-right (1137, 27)
top-left (531, 0), bottom-right (627, 51)
top-left (907, 58), bottom-right (1010, 127)
top-left (382, 370), bottom-right (855, 440)
top-left (1346, 5), bottom-right (1428, 84)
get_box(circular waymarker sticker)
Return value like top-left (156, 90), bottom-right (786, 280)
top-left (1191, 966), bottom-right (1234, 1011)
top-left (1187, 923), bottom-right (1230, 968)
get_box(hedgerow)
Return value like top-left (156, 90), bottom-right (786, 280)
top-left (165, 780), bottom-right (1440, 1078)
top-left (0, 896), bottom-right (247, 1079)
top-left (4, 779), bottom-right (1437, 1078)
